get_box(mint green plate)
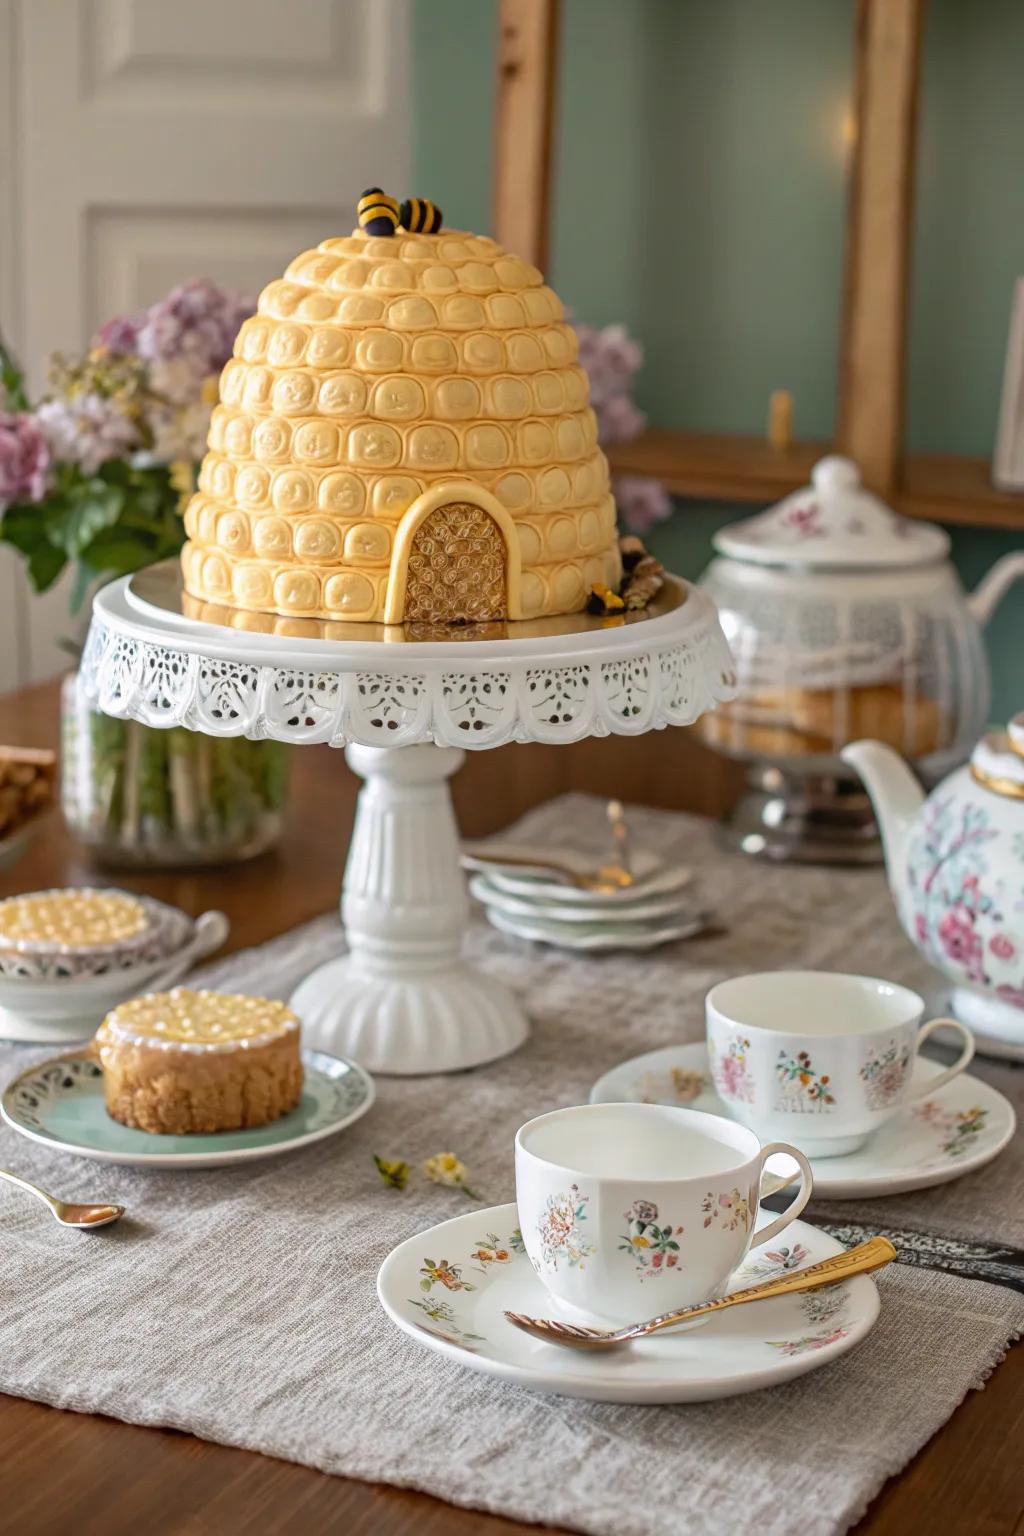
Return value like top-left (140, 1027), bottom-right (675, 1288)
top-left (1, 1048), bottom-right (374, 1168)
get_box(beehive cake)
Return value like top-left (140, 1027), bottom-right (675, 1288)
top-left (95, 988), bottom-right (303, 1135)
top-left (182, 207), bottom-right (621, 626)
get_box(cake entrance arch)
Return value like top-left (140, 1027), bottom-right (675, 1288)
top-left (384, 482), bottom-right (521, 624)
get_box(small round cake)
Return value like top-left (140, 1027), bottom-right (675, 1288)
top-left (95, 988), bottom-right (303, 1135)
top-left (0, 888), bottom-right (172, 978)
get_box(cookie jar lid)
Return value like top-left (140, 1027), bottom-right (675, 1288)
top-left (970, 716), bottom-right (1024, 800)
top-left (712, 456), bottom-right (950, 569)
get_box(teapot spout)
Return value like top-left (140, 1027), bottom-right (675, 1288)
top-left (841, 740), bottom-right (924, 887)
top-left (967, 551), bottom-right (1024, 628)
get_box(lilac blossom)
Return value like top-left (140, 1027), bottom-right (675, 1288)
top-left (575, 322), bottom-right (644, 409)
top-left (0, 411), bottom-right (51, 509)
top-left (594, 392), bottom-right (647, 444)
top-left (613, 475), bottom-right (673, 536)
top-left (36, 394), bottom-right (140, 477)
top-left (95, 313), bottom-right (142, 355)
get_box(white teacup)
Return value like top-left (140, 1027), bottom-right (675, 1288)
top-left (514, 1102), bottom-right (812, 1323)
top-left (706, 970), bottom-right (975, 1157)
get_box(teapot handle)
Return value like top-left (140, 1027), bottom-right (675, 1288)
top-left (967, 553), bottom-right (1024, 629)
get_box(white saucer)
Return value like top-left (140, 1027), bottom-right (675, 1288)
top-left (377, 1202), bottom-right (879, 1403)
top-left (1, 1046), bottom-right (374, 1168)
top-left (468, 874), bottom-right (698, 926)
top-left (590, 1043), bottom-right (1016, 1199)
top-left (483, 904), bottom-right (707, 953)
top-left (461, 848), bottom-right (692, 906)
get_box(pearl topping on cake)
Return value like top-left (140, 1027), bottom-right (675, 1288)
top-left (0, 889), bottom-right (147, 950)
top-left (98, 988), bottom-right (300, 1054)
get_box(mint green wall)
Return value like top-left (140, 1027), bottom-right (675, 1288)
top-left (413, 0), bottom-right (1022, 719)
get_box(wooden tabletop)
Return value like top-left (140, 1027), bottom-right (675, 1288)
top-left (1, 679), bottom-right (1021, 1536)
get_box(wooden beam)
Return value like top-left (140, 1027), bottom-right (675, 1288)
top-left (492, 0), bottom-right (560, 269)
top-left (837, 0), bottom-right (927, 496)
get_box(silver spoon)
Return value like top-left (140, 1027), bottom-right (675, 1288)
top-left (505, 1236), bottom-right (896, 1351)
top-left (0, 1168), bottom-right (124, 1229)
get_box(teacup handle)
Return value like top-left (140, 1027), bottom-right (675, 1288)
top-left (748, 1143), bottom-right (814, 1251)
top-left (906, 1017), bottom-right (975, 1101)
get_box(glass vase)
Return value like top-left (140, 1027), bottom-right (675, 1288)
top-left (61, 673), bottom-right (290, 868)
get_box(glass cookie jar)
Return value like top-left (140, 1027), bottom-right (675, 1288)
top-left (697, 457), bottom-right (1024, 863)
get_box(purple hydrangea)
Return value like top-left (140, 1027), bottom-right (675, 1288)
top-left (135, 279), bottom-right (254, 393)
top-left (0, 411), bottom-right (51, 509)
top-left (613, 474), bottom-right (673, 537)
top-left (35, 394), bottom-right (140, 477)
top-left (573, 317), bottom-right (671, 535)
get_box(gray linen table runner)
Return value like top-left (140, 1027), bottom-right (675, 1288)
top-left (2, 795), bottom-right (1021, 1536)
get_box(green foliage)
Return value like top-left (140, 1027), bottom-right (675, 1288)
top-left (0, 333), bottom-right (29, 410)
top-left (0, 459), bottom-right (186, 609)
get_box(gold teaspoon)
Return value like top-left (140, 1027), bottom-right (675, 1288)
top-left (505, 1236), bottom-right (896, 1351)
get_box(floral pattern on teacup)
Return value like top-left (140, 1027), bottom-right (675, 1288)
top-left (709, 1034), bottom-right (754, 1103)
top-left (913, 1100), bottom-right (989, 1158)
top-left (537, 1183), bottom-right (596, 1271)
top-left (618, 1199), bottom-right (683, 1278)
top-left (774, 1050), bottom-right (836, 1114)
top-left (701, 1187), bottom-right (750, 1233)
top-left (859, 1037), bottom-right (911, 1110)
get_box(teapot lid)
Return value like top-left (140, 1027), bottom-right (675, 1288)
top-left (971, 717), bottom-right (1024, 800)
top-left (712, 456), bottom-right (950, 569)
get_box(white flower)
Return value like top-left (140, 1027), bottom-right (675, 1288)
top-left (36, 394), bottom-right (139, 476)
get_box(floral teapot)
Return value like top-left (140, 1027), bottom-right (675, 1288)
top-left (843, 721), bottom-right (1024, 1043)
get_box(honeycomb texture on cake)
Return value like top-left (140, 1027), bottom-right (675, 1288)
top-left (182, 228), bottom-right (621, 624)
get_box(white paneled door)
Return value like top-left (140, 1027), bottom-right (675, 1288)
top-left (0, 0), bottom-right (410, 684)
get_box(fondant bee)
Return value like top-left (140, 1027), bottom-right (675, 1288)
top-left (357, 187), bottom-right (400, 236)
top-left (400, 196), bottom-right (444, 234)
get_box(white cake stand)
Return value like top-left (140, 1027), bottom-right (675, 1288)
top-left (78, 563), bottom-right (735, 1074)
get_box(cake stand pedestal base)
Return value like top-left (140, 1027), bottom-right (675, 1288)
top-left (290, 742), bottom-right (528, 1074)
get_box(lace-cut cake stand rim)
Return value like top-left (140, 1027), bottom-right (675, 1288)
top-left (80, 563), bottom-right (736, 753)
top-left (79, 564), bottom-right (735, 1075)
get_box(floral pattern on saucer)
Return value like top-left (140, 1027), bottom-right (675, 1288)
top-left (538, 1184), bottom-right (595, 1271)
top-left (419, 1257), bottom-right (476, 1293)
top-left (913, 1100), bottom-right (989, 1159)
top-left (769, 1326), bottom-right (850, 1356)
top-left (409, 1296), bottom-right (485, 1351)
top-left (619, 1199), bottom-right (683, 1277)
top-left (859, 1037), bottom-right (912, 1109)
top-left (746, 1242), bottom-right (812, 1279)
top-left (634, 1066), bottom-right (706, 1104)
top-left (774, 1049), bottom-right (836, 1113)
